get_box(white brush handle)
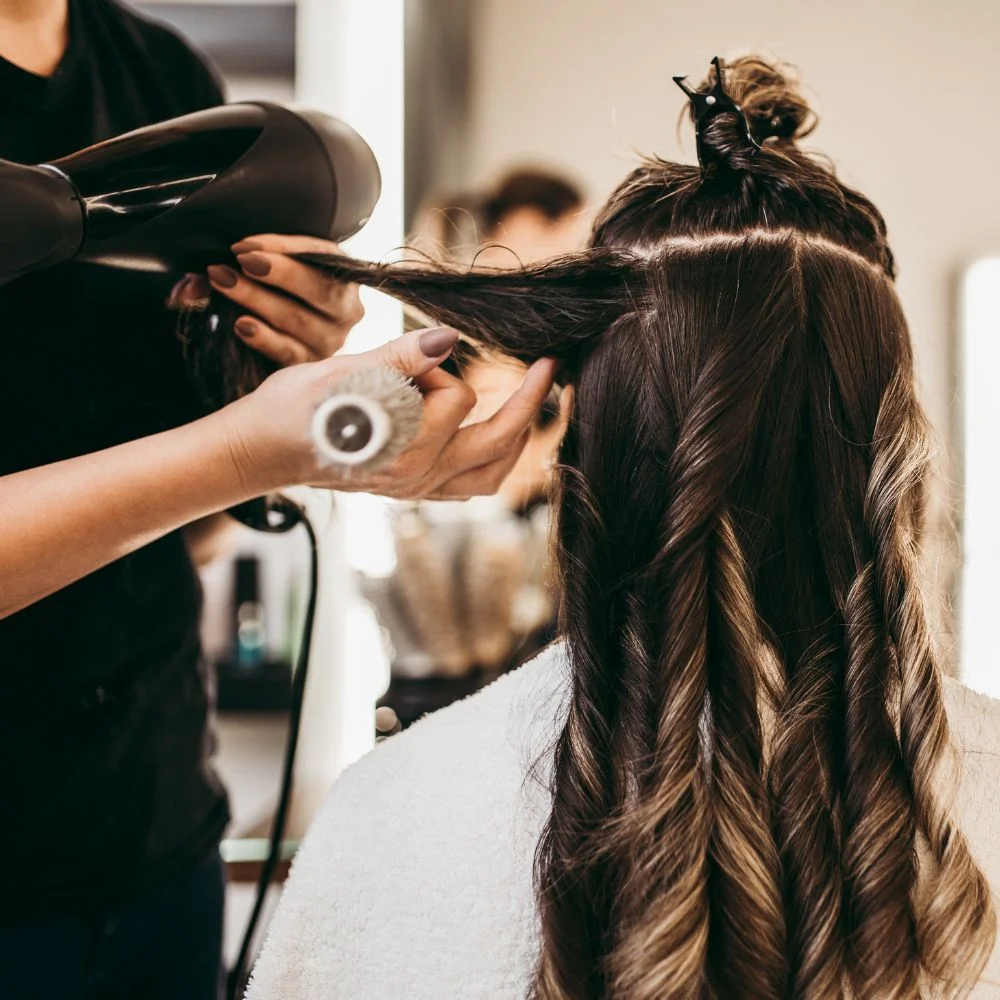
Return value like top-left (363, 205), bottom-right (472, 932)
top-left (310, 366), bottom-right (424, 476)
top-left (311, 393), bottom-right (393, 467)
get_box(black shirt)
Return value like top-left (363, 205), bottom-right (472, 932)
top-left (0, 0), bottom-right (230, 920)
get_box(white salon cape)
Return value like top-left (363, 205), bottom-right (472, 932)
top-left (246, 644), bottom-right (1000, 999)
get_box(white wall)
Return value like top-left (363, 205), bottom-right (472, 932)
top-left (468, 0), bottom-right (1000, 446)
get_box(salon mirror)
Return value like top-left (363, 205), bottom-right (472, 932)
top-left (126, 0), bottom-right (999, 972)
top-left (405, 0), bottom-right (1000, 700)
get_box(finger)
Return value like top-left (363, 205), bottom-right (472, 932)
top-left (447, 358), bottom-right (557, 466)
top-left (396, 359), bottom-right (553, 496)
top-left (231, 234), bottom-right (343, 257)
top-left (357, 375), bottom-right (477, 497)
top-left (425, 430), bottom-right (530, 500)
top-left (206, 265), bottom-right (349, 357)
top-left (234, 252), bottom-right (364, 325)
top-left (409, 364), bottom-right (463, 393)
top-left (363, 371), bottom-right (478, 490)
top-left (166, 273), bottom-right (211, 309)
top-left (329, 326), bottom-right (461, 382)
top-left (556, 384), bottom-right (574, 434)
top-left (232, 316), bottom-right (315, 366)
top-left (402, 365), bottom-right (477, 444)
top-left (410, 366), bottom-right (488, 429)
top-left (503, 357), bottom-right (559, 414)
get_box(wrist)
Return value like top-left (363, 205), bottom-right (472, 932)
top-left (209, 401), bottom-right (291, 498)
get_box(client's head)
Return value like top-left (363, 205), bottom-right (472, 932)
top-left (300, 55), bottom-right (996, 999)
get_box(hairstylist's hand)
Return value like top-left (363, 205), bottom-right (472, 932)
top-left (171, 234), bottom-right (363, 364)
top-left (221, 326), bottom-right (558, 501)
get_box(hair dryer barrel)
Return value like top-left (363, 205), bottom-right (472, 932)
top-left (52, 102), bottom-right (381, 273)
top-left (0, 103), bottom-right (381, 284)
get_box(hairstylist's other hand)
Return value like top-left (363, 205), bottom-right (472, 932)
top-left (221, 326), bottom-right (558, 501)
top-left (172, 234), bottom-right (364, 365)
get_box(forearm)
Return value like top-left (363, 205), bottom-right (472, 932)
top-left (0, 411), bottom-right (267, 618)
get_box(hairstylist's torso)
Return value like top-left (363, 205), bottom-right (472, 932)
top-left (0, 0), bottom-right (229, 920)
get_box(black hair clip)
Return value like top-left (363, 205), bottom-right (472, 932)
top-left (673, 56), bottom-right (761, 170)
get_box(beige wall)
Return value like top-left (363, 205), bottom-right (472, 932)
top-left (467, 0), bottom-right (1000, 446)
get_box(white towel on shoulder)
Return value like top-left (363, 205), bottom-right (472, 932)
top-left (247, 643), bottom-right (1000, 999)
top-left (247, 645), bottom-right (568, 1000)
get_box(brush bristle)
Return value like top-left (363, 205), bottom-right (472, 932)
top-left (313, 366), bottom-right (423, 477)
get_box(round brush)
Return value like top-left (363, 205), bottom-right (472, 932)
top-left (311, 366), bottom-right (423, 477)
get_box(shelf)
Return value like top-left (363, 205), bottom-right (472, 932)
top-left (221, 837), bottom-right (299, 883)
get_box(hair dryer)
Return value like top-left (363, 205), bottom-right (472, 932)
top-left (0, 101), bottom-right (381, 284)
top-left (0, 98), bottom-right (425, 488)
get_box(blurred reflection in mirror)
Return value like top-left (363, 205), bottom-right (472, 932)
top-left (359, 166), bottom-right (586, 729)
top-left (410, 166), bottom-right (590, 267)
top-left (360, 498), bottom-right (555, 728)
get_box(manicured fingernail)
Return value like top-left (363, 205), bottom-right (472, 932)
top-left (167, 274), bottom-right (213, 310)
top-left (238, 253), bottom-right (271, 278)
top-left (419, 326), bottom-right (460, 357)
top-left (234, 318), bottom-right (257, 338)
top-left (231, 240), bottom-right (262, 254)
top-left (207, 264), bottom-right (238, 289)
top-left (167, 274), bottom-right (197, 305)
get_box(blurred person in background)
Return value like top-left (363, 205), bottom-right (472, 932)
top-left (475, 167), bottom-right (591, 268)
top-left (410, 166), bottom-right (589, 268)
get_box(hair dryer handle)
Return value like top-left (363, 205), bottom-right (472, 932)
top-left (0, 160), bottom-right (83, 285)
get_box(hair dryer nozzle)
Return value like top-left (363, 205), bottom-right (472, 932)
top-left (41, 102), bottom-right (381, 275)
top-left (0, 162), bottom-right (82, 284)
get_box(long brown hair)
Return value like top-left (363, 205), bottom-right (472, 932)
top-left (215, 56), bottom-right (998, 998)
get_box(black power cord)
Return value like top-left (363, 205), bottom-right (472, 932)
top-left (225, 495), bottom-right (320, 1000)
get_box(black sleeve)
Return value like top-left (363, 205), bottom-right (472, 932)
top-left (106, 0), bottom-right (227, 116)
top-left (143, 22), bottom-right (227, 111)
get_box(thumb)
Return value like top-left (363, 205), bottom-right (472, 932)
top-left (331, 326), bottom-right (460, 380)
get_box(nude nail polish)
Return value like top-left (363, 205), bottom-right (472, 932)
top-left (419, 327), bottom-right (460, 357)
top-left (238, 253), bottom-right (271, 278)
top-left (207, 264), bottom-right (238, 289)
